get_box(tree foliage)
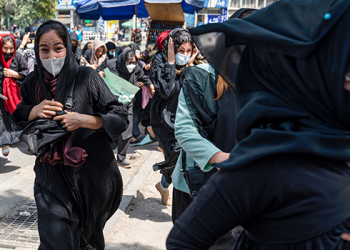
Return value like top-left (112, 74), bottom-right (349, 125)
top-left (9, 0), bottom-right (56, 28)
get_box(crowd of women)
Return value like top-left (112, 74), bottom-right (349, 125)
top-left (1, 0), bottom-right (350, 249)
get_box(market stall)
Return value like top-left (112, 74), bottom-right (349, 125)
top-left (145, 2), bottom-right (185, 45)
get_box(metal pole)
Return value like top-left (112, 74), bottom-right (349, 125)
top-left (134, 5), bottom-right (137, 43)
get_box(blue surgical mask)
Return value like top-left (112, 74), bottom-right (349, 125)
top-left (109, 51), bottom-right (115, 56)
top-left (175, 53), bottom-right (191, 66)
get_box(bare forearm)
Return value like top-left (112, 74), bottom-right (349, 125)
top-left (80, 114), bottom-right (104, 130)
top-left (14, 72), bottom-right (24, 80)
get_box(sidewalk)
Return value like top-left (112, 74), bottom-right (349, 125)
top-left (106, 166), bottom-right (173, 250)
top-left (0, 141), bottom-right (168, 249)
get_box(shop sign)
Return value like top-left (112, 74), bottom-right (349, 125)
top-left (56, 0), bottom-right (79, 10)
top-left (221, 8), bottom-right (228, 22)
top-left (185, 13), bottom-right (195, 27)
top-left (209, 0), bottom-right (229, 8)
top-left (208, 15), bottom-right (221, 24)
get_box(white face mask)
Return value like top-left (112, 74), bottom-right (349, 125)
top-left (40, 56), bottom-right (66, 77)
top-left (126, 64), bottom-right (136, 73)
top-left (175, 53), bottom-right (191, 66)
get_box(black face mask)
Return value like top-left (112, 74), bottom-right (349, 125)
top-left (4, 53), bottom-right (13, 60)
top-left (72, 45), bottom-right (77, 53)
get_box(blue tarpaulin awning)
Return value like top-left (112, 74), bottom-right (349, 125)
top-left (74, 0), bottom-right (204, 20)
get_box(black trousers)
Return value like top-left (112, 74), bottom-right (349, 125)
top-left (172, 188), bottom-right (192, 223)
top-left (117, 135), bottom-right (130, 161)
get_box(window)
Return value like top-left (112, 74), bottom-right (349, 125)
top-left (231, 0), bottom-right (240, 8)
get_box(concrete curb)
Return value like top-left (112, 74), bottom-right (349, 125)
top-left (103, 150), bottom-right (163, 238)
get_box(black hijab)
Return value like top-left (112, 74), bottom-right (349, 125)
top-left (106, 42), bottom-right (117, 59)
top-left (190, 0), bottom-right (350, 170)
top-left (82, 42), bottom-right (91, 55)
top-left (35, 20), bottom-right (79, 105)
top-left (116, 49), bottom-right (133, 76)
top-left (129, 43), bottom-right (140, 53)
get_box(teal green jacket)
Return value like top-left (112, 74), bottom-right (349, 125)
top-left (172, 90), bottom-right (221, 194)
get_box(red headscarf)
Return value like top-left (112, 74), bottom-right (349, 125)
top-left (156, 30), bottom-right (171, 51)
top-left (0, 34), bottom-right (21, 114)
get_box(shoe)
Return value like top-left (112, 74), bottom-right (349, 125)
top-left (2, 146), bottom-right (10, 157)
top-left (117, 160), bottom-right (131, 169)
top-left (155, 182), bottom-right (172, 206)
top-left (130, 132), bottom-right (147, 144)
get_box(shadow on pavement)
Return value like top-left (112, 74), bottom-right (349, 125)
top-left (0, 189), bottom-right (30, 219)
top-left (0, 165), bottom-right (20, 174)
top-left (106, 242), bottom-right (163, 250)
top-left (126, 190), bottom-right (172, 223)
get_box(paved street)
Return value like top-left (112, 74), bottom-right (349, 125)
top-left (0, 141), bottom-right (172, 250)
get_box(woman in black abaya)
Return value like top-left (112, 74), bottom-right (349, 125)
top-left (0, 35), bottom-right (28, 156)
top-left (12, 21), bottom-right (128, 250)
top-left (97, 49), bottom-right (152, 168)
top-left (150, 29), bottom-right (207, 206)
top-left (167, 0), bottom-right (350, 249)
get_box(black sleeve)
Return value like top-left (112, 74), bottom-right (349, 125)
top-left (166, 167), bottom-right (273, 249)
top-left (83, 49), bottom-right (92, 64)
top-left (12, 74), bottom-right (36, 127)
top-left (96, 59), bottom-right (108, 72)
top-left (135, 65), bottom-right (152, 87)
top-left (16, 53), bottom-right (29, 87)
top-left (88, 69), bottom-right (129, 142)
top-left (150, 54), bottom-right (177, 99)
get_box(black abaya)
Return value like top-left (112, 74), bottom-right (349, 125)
top-left (12, 21), bottom-right (128, 250)
top-left (0, 51), bottom-right (28, 147)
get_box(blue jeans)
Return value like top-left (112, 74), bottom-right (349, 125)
top-left (161, 175), bottom-right (170, 189)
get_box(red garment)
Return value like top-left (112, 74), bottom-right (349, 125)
top-left (156, 30), bottom-right (171, 51)
top-left (0, 34), bottom-right (21, 114)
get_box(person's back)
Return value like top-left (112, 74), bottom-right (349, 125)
top-left (167, 154), bottom-right (350, 249)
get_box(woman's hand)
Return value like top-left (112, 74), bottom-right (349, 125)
top-left (209, 151), bottom-right (230, 166)
top-left (54, 112), bottom-right (83, 132)
top-left (3, 68), bottom-right (22, 79)
top-left (28, 100), bottom-right (63, 121)
top-left (150, 84), bottom-right (155, 94)
top-left (88, 64), bottom-right (98, 69)
top-left (136, 82), bottom-right (144, 88)
top-left (188, 45), bottom-right (199, 66)
top-left (168, 37), bottom-right (176, 65)
top-left (342, 233), bottom-right (350, 242)
top-left (20, 32), bottom-right (30, 48)
top-left (54, 112), bottom-right (104, 131)
top-left (99, 71), bottom-right (105, 78)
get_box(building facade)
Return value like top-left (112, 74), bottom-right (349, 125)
top-left (196, 0), bottom-right (278, 25)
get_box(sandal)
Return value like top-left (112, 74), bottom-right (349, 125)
top-left (2, 146), bottom-right (10, 157)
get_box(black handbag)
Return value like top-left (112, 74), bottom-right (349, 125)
top-left (180, 149), bottom-right (205, 199)
top-left (19, 80), bottom-right (75, 156)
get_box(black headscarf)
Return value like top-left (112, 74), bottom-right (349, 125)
top-left (190, 0), bottom-right (350, 170)
top-left (69, 32), bottom-right (78, 50)
top-left (116, 49), bottom-right (133, 76)
top-left (129, 43), bottom-right (140, 53)
top-left (35, 20), bottom-right (79, 105)
top-left (105, 42), bottom-right (117, 59)
top-left (82, 42), bottom-right (91, 55)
